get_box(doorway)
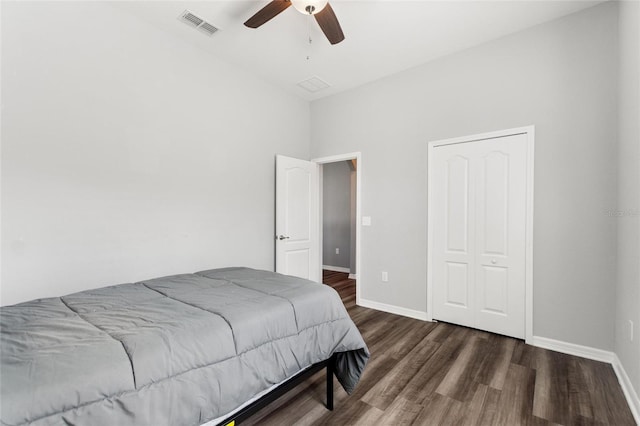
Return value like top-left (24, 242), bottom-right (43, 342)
top-left (320, 160), bottom-right (356, 276)
top-left (313, 152), bottom-right (362, 305)
top-left (427, 127), bottom-right (534, 342)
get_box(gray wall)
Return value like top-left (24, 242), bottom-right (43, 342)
top-left (322, 161), bottom-right (352, 269)
top-left (0, 2), bottom-right (310, 305)
top-left (311, 3), bottom-right (618, 350)
top-left (616, 0), bottom-right (640, 398)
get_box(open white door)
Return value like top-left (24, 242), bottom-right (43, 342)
top-left (275, 155), bottom-right (320, 282)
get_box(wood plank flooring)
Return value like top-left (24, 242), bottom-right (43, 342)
top-left (243, 271), bottom-right (635, 425)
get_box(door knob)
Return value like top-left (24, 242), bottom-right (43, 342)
top-left (277, 235), bottom-right (290, 240)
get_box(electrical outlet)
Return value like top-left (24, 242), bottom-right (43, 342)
top-left (381, 271), bottom-right (388, 282)
top-left (335, 248), bottom-right (339, 255)
top-left (630, 320), bottom-right (634, 342)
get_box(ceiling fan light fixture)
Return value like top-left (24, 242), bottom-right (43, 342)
top-left (291, 0), bottom-right (328, 15)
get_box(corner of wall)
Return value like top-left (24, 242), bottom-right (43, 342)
top-left (615, 0), bottom-right (640, 418)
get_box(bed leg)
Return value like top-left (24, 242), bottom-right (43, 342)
top-left (326, 355), bottom-right (334, 411)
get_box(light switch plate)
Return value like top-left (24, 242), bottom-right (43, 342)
top-left (362, 216), bottom-right (372, 226)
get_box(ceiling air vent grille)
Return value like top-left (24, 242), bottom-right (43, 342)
top-left (179, 10), bottom-right (220, 37)
top-left (198, 21), bottom-right (219, 36)
top-left (297, 76), bottom-right (330, 93)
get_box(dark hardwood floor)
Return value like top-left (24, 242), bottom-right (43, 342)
top-left (244, 270), bottom-right (635, 425)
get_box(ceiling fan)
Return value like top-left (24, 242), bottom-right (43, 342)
top-left (244, 0), bottom-right (345, 45)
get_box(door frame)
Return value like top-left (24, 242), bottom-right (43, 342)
top-left (427, 126), bottom-right (535, 343)
top-left (312, 152), bottom-right (362, 305)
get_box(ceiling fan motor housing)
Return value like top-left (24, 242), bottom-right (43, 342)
top-left (291, 0), bottom-right (328, 15)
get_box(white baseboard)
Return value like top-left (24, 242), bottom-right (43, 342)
top-left (612, 354), bottom-right (640, 424)
top-left (348, 273), bottom-right (358, 280)
top-left (322, 265), bottom-right (351, 273)
top-left (530, 336), bottom-right (614, 363)
top-left (531, 336), bottom-right (639, 424)
top-left (358, 298), bottom-right (429, 321)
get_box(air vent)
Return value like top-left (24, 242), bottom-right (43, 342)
top-left (179, 10), bottom-right (220, 37)
top-left (297, 76), bottom-right (331, 93)
top-left (198, 21), bottom-right (219, 36)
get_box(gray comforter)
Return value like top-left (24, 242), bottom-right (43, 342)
top-left (0, 267), bottom-right (369, 426)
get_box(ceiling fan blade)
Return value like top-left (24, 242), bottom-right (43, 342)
top-left (314, 3), bottom-right (344, 45)
top-left (244, 0), bottom-right (292, 28)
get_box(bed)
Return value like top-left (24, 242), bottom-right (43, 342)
top-left (0, 267), bottom-right (369, 426)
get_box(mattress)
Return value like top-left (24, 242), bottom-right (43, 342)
top-left (0, 267), bottom-right (369, 426)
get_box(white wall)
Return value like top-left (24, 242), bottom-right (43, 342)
top-left (0, 1), bottom-right (310, 305)
top-left (311, 3), bottom-right (619, 350)
top-left (322, 161), bottom-right (352, 269)
top-left (616, 0), bottom-right (640, 401)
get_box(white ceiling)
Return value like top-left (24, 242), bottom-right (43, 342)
top-left (113, 0), bottom-right (604, 101)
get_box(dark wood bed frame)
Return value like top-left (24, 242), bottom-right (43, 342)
top-left (217, 354), bottom-right (336, 425)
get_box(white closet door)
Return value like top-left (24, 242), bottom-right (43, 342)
top-left (432, 149), bottom-right (476, 329)
top-left (432, 134), bottom-right (527, 339)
